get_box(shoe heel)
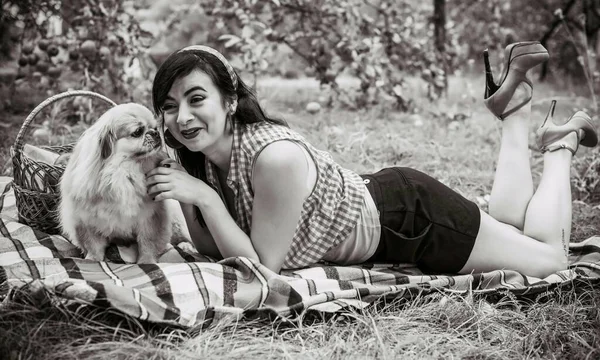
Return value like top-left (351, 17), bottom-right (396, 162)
top-left (540, 99), bottom-right (557, 128)
top-left (536, 100), bottom-right (557, 151)
top-left (536, 102), bottom-right (598, 154)
top-left (483, 49), bottom-right (499, 98)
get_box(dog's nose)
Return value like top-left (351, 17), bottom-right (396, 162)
top-left (147, 129), bottom-right (160, 141)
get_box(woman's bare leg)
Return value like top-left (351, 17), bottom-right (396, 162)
top-left (488, 84), bottom-right (534, 230)
top-left (523, 132), bottom-right (577, 260)
top-left (460, 134), bottom-right (577, 278)
top-left (459, 210), bottom-right (565, 278)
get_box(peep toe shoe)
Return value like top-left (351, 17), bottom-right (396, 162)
top-left (484, 41), bottom-right (549, 120)
top-left (536, 100), bottom-right (599, 154)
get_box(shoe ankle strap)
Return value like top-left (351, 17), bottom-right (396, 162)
top-left (540, 143), bottom-right (577, 155)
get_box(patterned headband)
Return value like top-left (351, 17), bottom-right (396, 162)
top-left (178, 45), bottom-right (238, 90)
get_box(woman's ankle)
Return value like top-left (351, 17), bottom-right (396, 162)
top-left (543, 131), bottom-right (579, 157)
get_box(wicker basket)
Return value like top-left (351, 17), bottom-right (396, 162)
top-left (9, 90), bottom-right (116, 235)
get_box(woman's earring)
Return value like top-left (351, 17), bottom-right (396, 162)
top-left (164, 129), bottom-right (184, 149)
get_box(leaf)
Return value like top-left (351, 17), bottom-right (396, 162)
top-left (242, 25), bottom-right (255, 39)
top-left (218, 34), bottom-right (239, 41)
top-left (225, 37), bottom-right (242, 48)
top-left (272, 0), bottom-right (281, 6)
top-left (253, 21), bottom-right (267, 29)
top-left (219, 34), bottom-right (242, 48)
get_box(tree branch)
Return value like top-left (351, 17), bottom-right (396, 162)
top-left (539, 0), bottom-right (578, 80)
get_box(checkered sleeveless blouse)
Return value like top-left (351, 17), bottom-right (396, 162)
top-left (204, 121), bottom-right (365, 269)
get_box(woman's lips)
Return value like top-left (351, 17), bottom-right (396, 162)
top-left (180, 128), bottom-right (201, 139)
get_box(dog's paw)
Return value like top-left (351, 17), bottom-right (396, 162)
top-left (84, 252), bottom-right (104, 261)
top-left (136, 254), bottom-right (158, 264)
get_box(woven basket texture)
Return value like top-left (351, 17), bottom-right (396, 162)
top-left (10, 90), bottom-right (116, 234)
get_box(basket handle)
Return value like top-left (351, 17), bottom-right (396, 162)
top-left (13, 90), bottom-right (117, 153)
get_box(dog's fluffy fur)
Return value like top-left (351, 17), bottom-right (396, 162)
top-left (59, 103), bottom-right (173, 263)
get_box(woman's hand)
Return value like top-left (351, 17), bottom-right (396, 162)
top-left (147, 160), bottom-right (261, 266)
top-left (146, 158), bottom-right (211, 205)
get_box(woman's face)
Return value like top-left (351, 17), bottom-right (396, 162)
top-left (161, 70), bottom-right (231, 154)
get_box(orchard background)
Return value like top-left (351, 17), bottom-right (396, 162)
top-left (1, 1), bottom-right (600, 359)
top-left (2, 0), bottom-right (600, 110)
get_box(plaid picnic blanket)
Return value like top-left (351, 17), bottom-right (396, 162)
top-left (1, 176), bottom-right (599, 328)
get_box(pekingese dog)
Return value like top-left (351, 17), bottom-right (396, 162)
top-left (59, 103), bottom-right (175, 263)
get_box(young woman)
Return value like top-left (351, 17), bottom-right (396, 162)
top-left (146, 43), bottom-right (598, 276)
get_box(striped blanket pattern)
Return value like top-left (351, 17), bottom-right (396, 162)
top-left (1, 176), bottom-right (599, 328)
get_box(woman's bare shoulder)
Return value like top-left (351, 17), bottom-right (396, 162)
top-left (253, 141), bottom-right (309, 188)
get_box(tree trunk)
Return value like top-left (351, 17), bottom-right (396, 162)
top-left (433, 0), bottom-right (447, 95)
top-left (433, 0), bottom-right (446, 53)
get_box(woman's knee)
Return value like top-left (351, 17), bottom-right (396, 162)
top-left (487, 202), bottom-right (526, 231)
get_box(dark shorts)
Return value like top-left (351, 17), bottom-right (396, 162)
top-left (360, 167), bottom-right (480, 274)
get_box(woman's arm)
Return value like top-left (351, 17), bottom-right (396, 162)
top-left (194, 189), bottom-right (261, 263)
top-left (192, 141), bottom-right (309, 272)
top-left (249, 141), bottom-right (311, 272)
top-left (147, 161), bottom-right (260, 263)
top-left (178, 202), bottom-right (221, 259)
top-left (148, 142), bottom-right (310, 272)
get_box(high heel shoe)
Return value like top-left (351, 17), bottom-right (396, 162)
top-left (484, 41), bottom-right (549, 120)
top-left (536, 100), bottom-right (598, 154)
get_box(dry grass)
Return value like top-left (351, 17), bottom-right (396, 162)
top-left (1, 73), bottom-right (599, 359)
top-left (2, 284), bottom-right (599, 359)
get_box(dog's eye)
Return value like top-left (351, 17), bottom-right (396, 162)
top-left (131, 128), bottom-right (144, 138)
top-left (161, 104), bottom-right (176, 112)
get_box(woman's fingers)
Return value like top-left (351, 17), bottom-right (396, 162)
top-left (147, 160), bottom-right (184, 178)
top-left (146, 166), bottom-right (172, 177)
top-left (153, 190), bottom-right (173, 201)
top-left (148, 182), bottom-right (172, 198)
top-left (159, 158), bottom-right (185, 171)
top-left (146, 173), bottom-right (170, 187)
top-left (159, 158), bottom-right (176, 167)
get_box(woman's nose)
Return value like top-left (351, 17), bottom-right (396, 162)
top-left (177, 104), bottom-right (193, 125)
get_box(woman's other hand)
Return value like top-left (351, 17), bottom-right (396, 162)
top-left (146, 159), bottom-right (212, 205)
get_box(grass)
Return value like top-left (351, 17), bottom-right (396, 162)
top-left (1, 73), bottom-right (600, 359)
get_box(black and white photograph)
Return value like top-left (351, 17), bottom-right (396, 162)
top-left (1, 0), bottom-right (600, 358)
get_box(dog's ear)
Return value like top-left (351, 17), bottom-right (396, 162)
top-left (99, 127), bottom-right (116, 159)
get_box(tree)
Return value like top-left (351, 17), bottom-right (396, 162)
top-left (2, 0), bottom-right (150, 105)
top-left (207, 0), bottom-right (457, 111)
top-left (433, 0), bottom-right (448, 95)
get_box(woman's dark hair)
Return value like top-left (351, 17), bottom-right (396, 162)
top-left (152, 49), bottom-right (287, 226)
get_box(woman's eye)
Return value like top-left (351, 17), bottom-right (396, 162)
top-left (132, 128), bottom-right (144, 138)
top-left (190, 96), bottom-right (204, 103)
